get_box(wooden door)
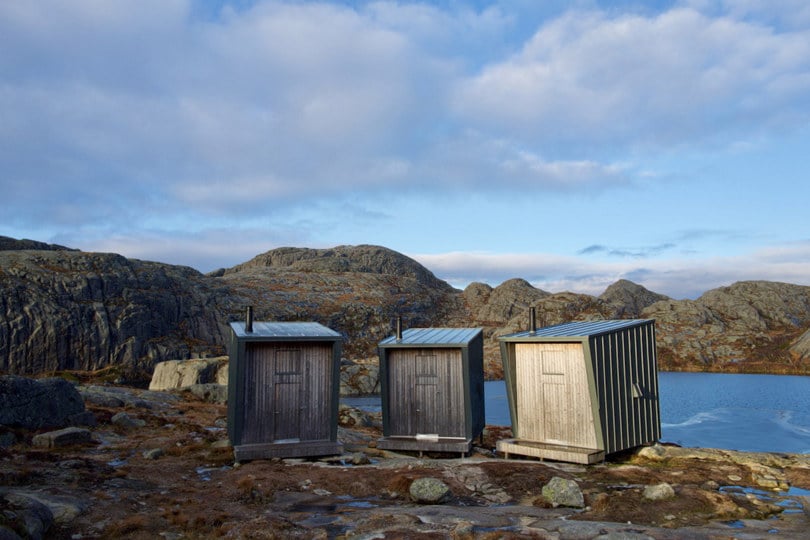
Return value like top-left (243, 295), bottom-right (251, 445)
top-left (388, 349), bottom-right (464, 438)
top-left (515, 343), bottom-right (596, 448)
top-left (272, 349), bottom-right (302, 442)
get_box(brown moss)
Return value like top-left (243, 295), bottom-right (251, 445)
top-left (102, 514), bottom-right (152, 537)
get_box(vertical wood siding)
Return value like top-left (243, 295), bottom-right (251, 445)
top-left (387, 348), bottom-right (464, 437)
top-left (241, 342), bottom-right (332, 444)
top-left (515, 343), bottom-right (597, 448)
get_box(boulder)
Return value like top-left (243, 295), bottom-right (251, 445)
top-left (0, 376), bottom-right (85, 430)
top-left (542, 477), bottom-right (584, 508)
top-left (1, 492), bottom-right (54, 540)
top-left (148, 357), bottom-right (228, 391)
top-left (409, 477), bottom-right (451, 504)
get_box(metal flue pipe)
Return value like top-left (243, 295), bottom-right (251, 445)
top-left (396, 316), bottom-right (403, 341)
top-left (529, 307), bottom-right (536, 334)
top-left (245, 306), bottom-right (254, 333)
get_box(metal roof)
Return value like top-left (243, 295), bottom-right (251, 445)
top-left (499, 319), bottom-right (652, 341)
top-left (379, 327), bottom-right (482, 347)
top-left (230, 321), bottom-right (342, 340)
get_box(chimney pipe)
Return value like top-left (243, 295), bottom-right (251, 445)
top-left (245, 306), bottom-right (254, 333)
top-left (396, 316), bottom-right (403, 341)
top-left (529, 307), bottom-right (536, 334)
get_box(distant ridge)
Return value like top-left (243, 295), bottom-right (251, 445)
top-left (1, 236), bottom-right (809, 380)
top-left (0, 235), bottom-right (77, 252)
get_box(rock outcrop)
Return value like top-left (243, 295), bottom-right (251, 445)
top-left (0, 250), bottom-right (228, 378)
top-left (643, 281), bottom-right (810, 372)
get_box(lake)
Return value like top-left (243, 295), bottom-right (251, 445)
top-left (344, 373), bottom-right (810, 454)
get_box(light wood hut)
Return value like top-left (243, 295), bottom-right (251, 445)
top-left (497, 318), bottom-right (660, 464)
top-left (227, 313), bottom-right (343, 461)
top-left (377, 326), bottom-right (485, 455)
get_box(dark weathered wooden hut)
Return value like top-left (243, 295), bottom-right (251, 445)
top-left (377, 327), bottom-right (485, 455)
top-left (497, 319), bottom-right (660, 464)
top-left (227, 318), bottom-right (343, 461)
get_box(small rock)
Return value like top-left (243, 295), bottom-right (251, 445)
top-left (409, 477), bottom-right (451, 504)
top-left (636, 445), bottom-right (666, 461)
top-left (142, 448), bottom-right (164, 460)
top-left (542, 476), bottom-right (584, 508)
top-left (727, 474), bottom-right (743, 482)
top-left (452, 520), bottom-right (474, 537)
top-left (643, 483), bottom-right (675, 501)
top-left (211, 439), bottom-right (231, 449)
top-left (111, 412), bottom-right (145, 429)
top-left (351, 452), bottom-right (371, 465)
top-left (31, 427), bottom-right (92, 449)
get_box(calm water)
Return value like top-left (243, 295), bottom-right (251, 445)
top-left (344, 373), bottom-right (810, 454)
top-left (484, 373), bottom-right (810, 454)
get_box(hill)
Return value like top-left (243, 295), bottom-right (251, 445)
top-left (1, 240), bottom-right (809, 380)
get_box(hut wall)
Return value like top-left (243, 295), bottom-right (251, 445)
top-left (465, 332), bottom-right (486, 440)
top-left (239, 341), bottom-right (334, 445)
top-left (589, 321), bottom-right (660, 454)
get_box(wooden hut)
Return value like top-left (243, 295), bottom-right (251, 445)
top-left (497, 318), bottom-right (660, 464)
top-left (227, 316), bottom-right (343, 461)
top-left (377, 327), bottom-right (485, 455)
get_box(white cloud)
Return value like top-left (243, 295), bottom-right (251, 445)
top-left (453, 6), bottom-right (810, 148)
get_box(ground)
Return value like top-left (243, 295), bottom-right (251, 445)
top-left (1, 386), bottom-right (809, 539)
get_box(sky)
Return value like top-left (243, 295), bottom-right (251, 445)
top-left (2, 0), bottom-right (810, 299)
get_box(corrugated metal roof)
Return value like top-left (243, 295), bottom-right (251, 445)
top-left (500, 319), bottom-right (652, 341)
top-left (379, 327), bottom-right (482, 347)
top-left (230, 321), bottom-right (342, 340)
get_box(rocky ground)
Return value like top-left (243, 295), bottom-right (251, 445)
top-left (2, 385), bottom-right (810, 539)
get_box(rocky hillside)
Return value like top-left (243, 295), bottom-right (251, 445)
top-left (1, 238), bottom-right (809, 380)
top-left (212, 245), bottom-right (461, 359)
top-left (0, 249), bottom-right (228, 380)
top-left (644, 281), bottom-right (810, 373)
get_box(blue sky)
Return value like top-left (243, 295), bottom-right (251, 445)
top-left (2, 0), bottom-right (809, 299)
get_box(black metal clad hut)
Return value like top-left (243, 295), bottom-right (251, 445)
top-left (227, 320), bottom-right (343, 461)
top-left (377, 327), bottom-right (485, 454)
top-left (497, 319), bottom-right (660, 464)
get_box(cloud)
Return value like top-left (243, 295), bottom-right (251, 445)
top-left (2, 0), bottom-right (810, 300)
top-left (413, 240), bottom-right (810, 299)
top-left (577, 243), bottom-right (676, 258)
top-left (453, 6), bottom-right (810, 150)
